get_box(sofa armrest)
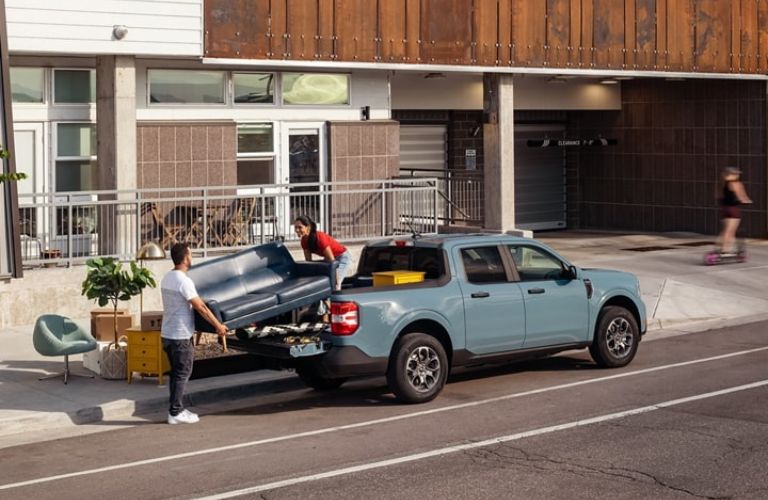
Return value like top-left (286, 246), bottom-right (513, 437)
top-left (294, 260), bottom-right (336, 284)
top-left (193, 299), bottom-right (224, 333)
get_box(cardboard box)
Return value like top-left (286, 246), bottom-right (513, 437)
top-left (91, 312), bottom-right (133, 341)
top-left (90, 308), bottom-right (130, 319)
top-left (141, 311), bottom-right (163, 331)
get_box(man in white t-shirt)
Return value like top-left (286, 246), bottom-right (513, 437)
top-left (161, 243), bottom-right (227, 425)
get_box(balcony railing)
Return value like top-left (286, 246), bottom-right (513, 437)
top-left (17, 178), bottom-right (439, 267)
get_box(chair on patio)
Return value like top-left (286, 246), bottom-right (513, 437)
top-left (143, 203), bottom-right (183, 250)
top-left (33, 314), bottom-right (97, 384)
top-left (223, 198), bottom-right (257, 246)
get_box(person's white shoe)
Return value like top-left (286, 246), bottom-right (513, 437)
top-left (167, 409), bottom-right (199, 425)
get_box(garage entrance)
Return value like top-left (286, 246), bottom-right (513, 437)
top-left (514, 124), bottom-right (567, 231)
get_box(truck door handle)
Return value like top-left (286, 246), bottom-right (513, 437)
top-left (527, 288), bottom-right (545, 294)
top-left (471, 292), bottom-right (490, 298)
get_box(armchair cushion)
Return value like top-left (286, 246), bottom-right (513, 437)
top-left (33, 314), bottom-right (97, 357)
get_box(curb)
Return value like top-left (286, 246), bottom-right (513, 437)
top-left (0, 370), bottom-right (296, 440)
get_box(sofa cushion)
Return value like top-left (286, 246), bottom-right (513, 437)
top-left (188, 255), bottom-right (246, 302)
top-left (217, 292), bottom-right (278, 322)
top-left (261, 276), bottom-right (331, 304)
top-left (241, 266), bottom-right (290, 293)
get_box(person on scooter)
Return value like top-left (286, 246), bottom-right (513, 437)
top-left (717, 166), bottom-right (751, 256)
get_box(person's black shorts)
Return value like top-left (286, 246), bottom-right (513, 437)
top-left (721, 205), bottom-right (742, 219)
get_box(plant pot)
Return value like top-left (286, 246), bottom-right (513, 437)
top-left (101, 345), bottom-right (127, 380)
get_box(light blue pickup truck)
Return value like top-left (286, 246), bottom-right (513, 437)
top-left (237, 233), bottom-right (646, 404)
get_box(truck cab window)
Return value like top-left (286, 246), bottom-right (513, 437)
top-left (461, 247), bottom-right (507, 283)
top-left (507, 245), bottom-right (566, 281)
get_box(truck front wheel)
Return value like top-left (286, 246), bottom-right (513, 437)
top-left (296, 364), bottom-right (347, 391)
top-left (387, 333), bottom-right (448, 404)
top-left (589, 305), bottom-right (640, 368)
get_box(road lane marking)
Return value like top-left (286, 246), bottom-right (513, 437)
top-left (1, 345), bottom-right (767, 491)
top-left (198, 379), bottom-right (768, 499)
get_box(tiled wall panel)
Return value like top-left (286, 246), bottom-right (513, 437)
top-left (569, 79), bottom-right (767, 237)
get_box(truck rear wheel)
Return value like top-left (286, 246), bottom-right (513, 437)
top-left (296, 364), bottom-right (347, 391)
top-left (589, 305), bottom-right (639, 368)
top-left (387, 333), bottom-right (448, 404)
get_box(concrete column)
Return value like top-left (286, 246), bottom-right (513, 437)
top-left (96, 55), bottom-right (136, 258)
top-left (482, 73), bottom-right (516, 232)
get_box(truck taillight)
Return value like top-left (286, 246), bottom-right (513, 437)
top-left (331, 301), bottom-right (359, 335)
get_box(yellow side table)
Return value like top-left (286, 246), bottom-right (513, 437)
top-left (126, 327), bottom-right (170, 384)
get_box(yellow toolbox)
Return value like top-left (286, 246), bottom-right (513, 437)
top-left (372, 270), bottom-right (426, 287)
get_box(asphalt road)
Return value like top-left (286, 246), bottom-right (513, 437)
top-left (1, 322), bottom-right (767, 500)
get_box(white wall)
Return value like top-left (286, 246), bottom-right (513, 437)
top-left (391, 72), bottom-right (622, 111)
top-left (6, 0), bottom-right (203, 57)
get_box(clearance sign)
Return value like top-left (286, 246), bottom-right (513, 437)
top-left (527, 138), bottom-right (618, 148)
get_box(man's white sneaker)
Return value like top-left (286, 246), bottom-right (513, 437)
top-left (167, 409), bottom-right (199, 425)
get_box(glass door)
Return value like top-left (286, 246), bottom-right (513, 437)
top-left (279, 123), bottom-right (326, 238)
top-left (13, 123), bottom-right (46, 259)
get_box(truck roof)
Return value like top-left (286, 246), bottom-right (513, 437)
top-left (365, 232), bottom-right (532, 249)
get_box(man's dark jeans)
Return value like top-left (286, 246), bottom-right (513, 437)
top-left (162, 337), bottom-right (194, 416)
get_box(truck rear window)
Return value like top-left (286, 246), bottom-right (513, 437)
top-left (357, 246), bottom-right (444, 280)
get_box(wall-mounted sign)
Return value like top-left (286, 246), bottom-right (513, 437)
top-left (527, 138), bottom-right (618, 148)
top-left (465, 149), bottom-right (476, 170)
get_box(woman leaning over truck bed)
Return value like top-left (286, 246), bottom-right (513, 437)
top-left (294, 215), bottom-right (353, 291)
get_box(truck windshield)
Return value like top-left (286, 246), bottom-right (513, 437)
top-left (357, 246), bottom-right (444, 280)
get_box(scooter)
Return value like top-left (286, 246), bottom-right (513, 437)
top-left (704, 241), bottom-right (747, 265)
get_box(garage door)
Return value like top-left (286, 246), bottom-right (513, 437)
top-left (399, 125), bottom-right (447, 173)
top-left (514, 125), bottom-right (566, 231)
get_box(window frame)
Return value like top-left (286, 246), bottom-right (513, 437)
top-left (281, 72), bottom-right (351, 107)
top-left (232, 72), bottom-right (277, 106)
top-left (52, 68), bottom-right (96, 106)
top-left (460, 245), bottom-right (513, 284)
top-left (53, 121), bottom-right (97, 193)
top-left (147, 69), bottom-right (228, 106)
top-left (236, 122), bottom-right (277, 190)
top-left (506, 244), bottom-right (569, 282)
top-left (10, 67), bottom-right (46, 105)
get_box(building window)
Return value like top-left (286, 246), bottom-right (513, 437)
top-left (10, 67), bottom-right (44, 103)
top-left (148, 69), bottom-right (226, 104)
top-left (55, 123), bottom-right (96, 192)
top-left (54, 69), bottom-right (95, 104)
top-left (237, 123), bottom-right (275, 186)
top-left (233, 73), bottom-right (275, 104)
top-left (282, 73), bottom-right (349, 105)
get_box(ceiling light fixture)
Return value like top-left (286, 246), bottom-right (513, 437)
top-left (600, 79), bottom-right (619, 85)
top-left (423, 72), bottom-right (447, 79)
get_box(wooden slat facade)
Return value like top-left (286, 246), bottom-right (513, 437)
top-left (204, 0), bottom-right (768, 75)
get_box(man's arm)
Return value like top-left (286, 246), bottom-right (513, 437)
top-left (189, 297), bottom-right (228, 336)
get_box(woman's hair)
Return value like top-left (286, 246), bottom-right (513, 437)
top-left (295, 215), bottom-right (318, 252)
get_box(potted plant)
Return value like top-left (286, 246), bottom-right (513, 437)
top-left (81, 257), bottom-right (156, 379)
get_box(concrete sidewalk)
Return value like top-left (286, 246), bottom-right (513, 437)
top-left (1, 231), bottom-right (767, 449)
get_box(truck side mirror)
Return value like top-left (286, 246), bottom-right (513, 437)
top-left (566, 265), bottom-right (578, 280)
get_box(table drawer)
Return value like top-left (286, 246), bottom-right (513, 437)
top-left (129, 356), bottom-right (160, 372)
top-left (129, 346), bottom-right (159, 358)
top-left (128, 333), bottom-right (158, 346)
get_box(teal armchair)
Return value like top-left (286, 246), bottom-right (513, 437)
top-left (33, 314), bottom-right (98, 384)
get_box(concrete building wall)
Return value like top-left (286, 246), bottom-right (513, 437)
top-left (6, 0), bottom-right (203, 56)
top-left (569, 79), bottom-right (767, 238)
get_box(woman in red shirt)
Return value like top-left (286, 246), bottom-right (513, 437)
top-left (294, 215), bottom-right (353, 290)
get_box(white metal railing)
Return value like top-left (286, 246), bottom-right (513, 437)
top-left (17, 178), bottom-right (439, 267)
top-left (399, 168), bottom-right (484, 226)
